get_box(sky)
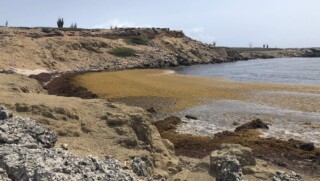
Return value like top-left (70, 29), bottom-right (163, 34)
top-left (1, 0), bottom-right (319, 48)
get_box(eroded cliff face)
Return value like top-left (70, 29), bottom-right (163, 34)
top-left (0, 27), bottom-right (242, 72)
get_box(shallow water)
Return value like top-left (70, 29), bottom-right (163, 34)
top-left (74, 58), bottom-right (320, 145)
top-left (175, 58), bottom-right (320, 85)
top-left (158, 100), bottom-right (320, 146)
top-left (171, 58), bottom-right (320, 145)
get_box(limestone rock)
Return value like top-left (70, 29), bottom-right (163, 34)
top-left (132, 157), bottom-right (148, 176)
top-left (0, 106), bottom-right (12, 120)
top-left (272, 170), bottom-right (302, 181)
top-left (216, 157), bottom-right (244, 181)
top-left (0, 116), bottom-right (57, 148)
top-left (0, 145), bottom-right (137, 181)
top-left (0, 168), bottom-right (11, 181)
top-left (61, 143), bottom-right (69, 150)
top-left (210, 144), bottom-right (256, 171)
top-left (0, 105), bottom-right (137, 181)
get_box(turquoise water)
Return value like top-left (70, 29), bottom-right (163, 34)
top-left (175, 58), bottom-right (320, 85)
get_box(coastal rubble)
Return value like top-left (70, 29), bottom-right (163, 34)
top-left (272, 170), bottom-right (302, 181)
top-left (0, 105), bottom-right (137, 181)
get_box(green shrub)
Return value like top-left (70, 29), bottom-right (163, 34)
top-left (109, 47), bottom-right (136, 57)
top-left (125, 37), bottom-right (149, 45)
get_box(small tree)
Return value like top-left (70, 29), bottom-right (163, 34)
top-left (70, 22), bottom-right (77, 29)
top-left (5, 20), bottom-right (8, 27)
top-left (57, 18), bottom-right (64, 28)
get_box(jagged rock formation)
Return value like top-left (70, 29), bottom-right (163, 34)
top-left (0, 106), bottom-right (137, 181)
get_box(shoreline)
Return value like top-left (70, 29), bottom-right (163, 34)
top-left (1, 27), bottom-right (320, 180)
top-left (25, 59), bottom-right (320, 178)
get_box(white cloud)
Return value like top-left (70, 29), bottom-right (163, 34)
top-left (92, 19), bottom-right (152, 29)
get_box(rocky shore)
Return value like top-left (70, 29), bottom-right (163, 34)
top-left (1, 27), bottom-right (320, 74)
top-left (1, 27), bottom-right (320, 180)
top-left (0, 106), bottom-right (312, 180)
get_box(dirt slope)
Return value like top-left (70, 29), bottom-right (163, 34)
top-left (0, 27), bottom-right (243, 72)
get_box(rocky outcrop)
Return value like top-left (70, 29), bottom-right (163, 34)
top-left (210, 144), bottom-right (256, 171)
top-left (0, 106), bottom-right (12, 120)
top-left (0, 116), bottom-right (57, 148)
top-left (0, 145), bottom-right (137, 181)
top-left (215, 157), bottom-right (244, 181)
top-left (132, 157), bottom-right (148, 177)
top-left (0, 106), bottom-right (138, 181)
top-left (272, 170), bottom-right (302, 181)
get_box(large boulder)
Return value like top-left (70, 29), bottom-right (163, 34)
top-left (210, 144), bottom-right (256, 171)
top-left (216, 157), bottom-right (244, 181)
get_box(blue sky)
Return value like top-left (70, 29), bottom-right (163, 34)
top-left (1, 0), bottom-right (319, 48)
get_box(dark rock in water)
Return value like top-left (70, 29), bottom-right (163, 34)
top-left (0, 106), bottom-right (13, 120)
top-left (185, 115), bottom-right (197, 120)
top-left (146, 107), bottom-right (157, 114)
top-left (296, 143), bottom-right (315, 151)
top-left (235, 119), bottom-right (269, 132)
top-left (155, 116), bottom-right (182, 132)
top-left (132, 157), bottom-right (148, 176)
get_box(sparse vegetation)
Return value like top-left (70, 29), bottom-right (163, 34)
top-left (57, 18), bottom-right (64, 28)
top-left (109, 47), bottom-right (136, 57)
top-left (125, 37), bottom-right (149, 45)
